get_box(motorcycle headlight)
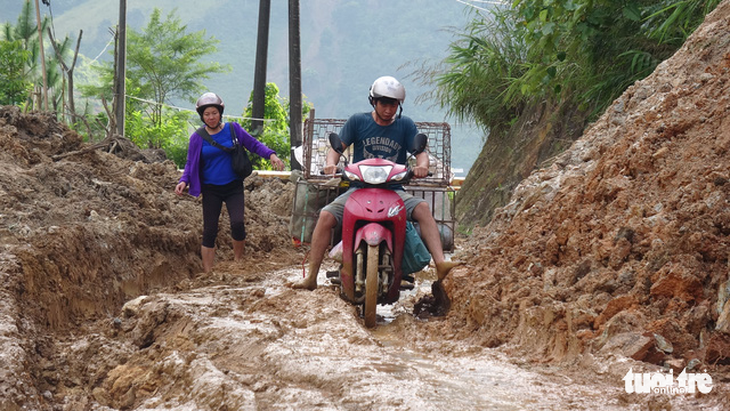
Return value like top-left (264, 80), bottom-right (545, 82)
top-left (359, 165), bottom-right (392, 184)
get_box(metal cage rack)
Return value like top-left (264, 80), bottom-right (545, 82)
top-left (302, 114), bottom-right (452, 186)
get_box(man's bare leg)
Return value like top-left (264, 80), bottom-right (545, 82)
top-left (292, 211), bottom-right (337, 290)
top-left (412, 203), bottom-right (461, 280)
top-left (201, 245), bottom-right (216, 274)
top-left (412, 203), bottom-right (460, 314)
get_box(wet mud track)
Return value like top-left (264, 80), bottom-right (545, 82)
top-left (37, 261), bottom-right (694, 411)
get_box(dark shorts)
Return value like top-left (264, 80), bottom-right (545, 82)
top-left (201, 180), bottom-right (245, 248)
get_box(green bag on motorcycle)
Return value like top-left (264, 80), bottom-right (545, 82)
top-left (402, 221), bottom-right (431, 275)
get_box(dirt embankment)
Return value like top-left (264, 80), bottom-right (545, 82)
top-left (0, 106), bottom-right (296, 330)
top-left (442, 0), bottom-right (730, 372)
top-left (0, 107), bottom-right (299, 408)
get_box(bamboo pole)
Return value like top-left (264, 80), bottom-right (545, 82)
top-left (33, 0), bottom-right (48, 111)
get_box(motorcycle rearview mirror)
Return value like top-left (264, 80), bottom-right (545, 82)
top-left (328, 131), bottom-right (350, 170)
top-left (328, 132), bottom-right (344, 154)
top-left (411, 133), bottom-right (428, 155)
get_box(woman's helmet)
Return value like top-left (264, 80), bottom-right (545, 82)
top-left (368, 76), bottom-right (406, 106)
top-left (195, 92), bottom-right (225, 122)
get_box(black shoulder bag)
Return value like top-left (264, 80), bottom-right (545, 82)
top-left (197, 124), bottom-right (253, 179)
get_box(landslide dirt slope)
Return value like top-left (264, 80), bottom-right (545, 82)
top-left (443, 0), bottom-right (730, 372)
top-left (0, 107), bottom-right (299, 408)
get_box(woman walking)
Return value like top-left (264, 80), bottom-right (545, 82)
top-left (175, 92), bottom-right (285, 273)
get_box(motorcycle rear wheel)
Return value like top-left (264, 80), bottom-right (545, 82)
top-left (364, 244), bottom-right (379, 328)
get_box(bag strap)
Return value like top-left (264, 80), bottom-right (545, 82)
top-left (197, 125), bottom-right (233, 153)
top-left (229, 123), bottom-right (249, 152)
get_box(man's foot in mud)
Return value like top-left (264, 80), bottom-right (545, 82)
top-left (413, 280), bottom-right (451, 318)
top-left (290, 277), bottom-right (317, 291)
top-left (431, 280), bottom-right (451, 313)
top-left (436, 261), bottom-right (462, 281)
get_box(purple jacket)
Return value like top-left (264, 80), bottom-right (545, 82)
top-left (179, 122), bottom-right (276, 197)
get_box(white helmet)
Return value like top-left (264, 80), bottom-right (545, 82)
top-left (369, 76), bottom-right (406, 105)
top-left (195, 92), bottom-right (225, 121)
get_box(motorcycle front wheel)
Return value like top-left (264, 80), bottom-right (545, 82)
top-left (364, 244), bottom-right (379, 328)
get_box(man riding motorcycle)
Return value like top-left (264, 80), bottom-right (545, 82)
top-left (291, 76), bottom-right (460, 298)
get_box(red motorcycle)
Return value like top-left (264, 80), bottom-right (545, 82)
top-left (326, 132), bottom-right (428, 328)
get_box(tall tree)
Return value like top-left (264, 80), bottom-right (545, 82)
top-left (126, 8), bottom-right (229, 133)
top-left (47, 28), bottom-right (83, 123)
top-left (81, 7), bottom-right (229, 149)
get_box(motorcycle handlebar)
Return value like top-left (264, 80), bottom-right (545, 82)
top-left (318, 168), bottom-right (432, 177)
top-left (319, 167), bottom-right (343, 176)
top-left (318, 167), bottom-right (432, 183)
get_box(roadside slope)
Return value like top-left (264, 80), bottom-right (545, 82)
top-left (445, 0), bottom-right (730, 370)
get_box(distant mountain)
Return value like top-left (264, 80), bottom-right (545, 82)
top-left (3, 0), bottom-right (485, 173)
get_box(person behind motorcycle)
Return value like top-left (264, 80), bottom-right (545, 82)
top-left (292, 75), bottom-right (460, 291)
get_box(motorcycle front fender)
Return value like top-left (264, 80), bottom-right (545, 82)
top-left (355, 222), bottom-right (393, 250)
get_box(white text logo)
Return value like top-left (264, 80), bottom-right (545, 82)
top-left (623, 368), bottom-right (713, 394)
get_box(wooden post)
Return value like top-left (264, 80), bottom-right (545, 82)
top-left (288, 0), bottom-right (302, 170)
top-left (33, 0), bottom-right (48, 111)
top-left (113, 0), bottom-right (127, 137)
top-left (251, 0), bottom-right (271, 136)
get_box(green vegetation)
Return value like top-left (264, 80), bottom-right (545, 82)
top-left (237, 83), bottom-right (311, 170)
top-left (124, 8), bottom-right (229, 141)
top-left (80, 7), bottom-right (230, 162)
top-left (2, 1), bottom-right (719, 173)
top-left (2, 3), bottom-right (307, 169)
top-left (0, 39), bottom-right (31, 106)
top-left (431, 0), bottom-right (720, 133)
top-left (0, 0), bottom-right (58, 110)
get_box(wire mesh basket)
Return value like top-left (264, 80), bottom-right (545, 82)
top-left (302, 113), bottom-right (452, 186)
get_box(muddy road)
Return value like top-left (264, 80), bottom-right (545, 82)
top-left (35, 260), bottom-right (668, 410)
top-left (7, 3), bottom-right (730, 406)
